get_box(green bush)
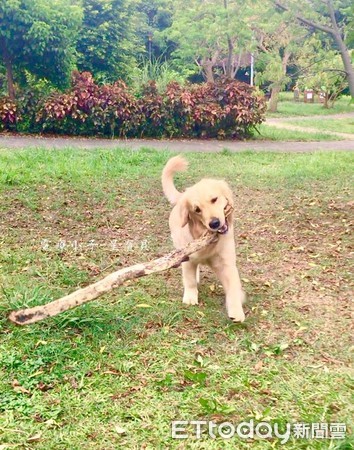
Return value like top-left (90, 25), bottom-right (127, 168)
top-left (16, 74), bottom-right (55, 133)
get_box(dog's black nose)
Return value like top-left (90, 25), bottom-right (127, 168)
top-left (209, 218), bottom-right (221, 230)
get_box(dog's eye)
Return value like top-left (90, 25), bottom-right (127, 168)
top-left (211, 197), bottom-right (218, 204)
top-left (194, 206), bottom-right (201, 213)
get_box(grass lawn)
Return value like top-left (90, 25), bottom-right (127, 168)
top-left (255, 124), bottom-right (341, 141)
top-left (266, 94), bottom-right (353, 117)
top-left (0, 148), bottom-right (353, 449)
top-left (286, 118), bottom-right (354, 136)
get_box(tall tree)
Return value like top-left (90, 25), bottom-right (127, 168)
top-left (255, 23), bottom-right (303, 112)
top-left (273, 0), bottom-right (354, 98)
top-left (76, 0), bottom-right (142, 82)
top-left (165, 0), bottom-right (259, 82)
top-left (297, 38), bottom-right (349, 106)
top-left (0, 0), bottom-right (82, 100)
top-left (346, 3), bottom-right (354, 47)
top-left (135, 0), bottom-right (174, 60)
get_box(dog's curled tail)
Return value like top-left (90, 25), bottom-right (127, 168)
top-left (161, 155), bottom-right (188, 205)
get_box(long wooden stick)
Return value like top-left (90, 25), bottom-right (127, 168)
top-left (8, 233), bottom-right (218, 326)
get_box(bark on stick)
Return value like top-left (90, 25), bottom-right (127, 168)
top-left (8, 233), bottom-right (218, 326)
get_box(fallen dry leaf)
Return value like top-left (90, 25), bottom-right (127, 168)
top-left (27, 432), bottom-right (42, 443)
top-left (11, 379), bottom-right (30, 394)
top-left (37, 381), bottom-right (53, 392)
top-left (103, 369), bottom-right (121, 375)
top-left (114, 424), bottom-right (127, 435)
top-left (254, 361), bottom-right (263, 371)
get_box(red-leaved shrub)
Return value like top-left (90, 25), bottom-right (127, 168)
top-left (1, 72), bottom-right (265, 138)
top-left (0, 98), bottom-right (18, 130)
top-left (136, 78), bottom-right (266, 138)
top-left (162, 78), bottom-right (266, 138)
top-left (37, 72), bottom-right (139, 136)
top-left (136, 81), bottom-right (167, 137)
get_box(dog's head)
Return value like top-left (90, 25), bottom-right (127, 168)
top-left (176, 179), bottom-right (234, 236)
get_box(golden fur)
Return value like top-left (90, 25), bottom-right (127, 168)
top-left (162, 155), bottom-right (245, 322)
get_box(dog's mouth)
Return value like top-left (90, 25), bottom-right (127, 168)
top-left (217, 222), bottom-right (228, 234)
top-left (216, 203), bottom-right (233, 234)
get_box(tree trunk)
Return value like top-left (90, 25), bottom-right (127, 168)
top-left (231, 50), bottom-right (242, 79)
top-left (269, 51), bottom-right (290, 113)
top-left (225, 37), bottom-right (234, 79)
top-left (268, 84), bottom-right (281, 112)
top-left (204, 61), bottom-right (215, 83)
top-left (326, 0), bottom-right (354, 98)
top-left (274, 0), bottom-right (354, 98)
top-left (200, 52), bottom-right (219, 83)
top-left (223, 0), bottom-right (235, 79)
top-left (332, 33), bottom-right (354, 98)
top-left (324, 92), bottom-right (329, 108)
top-left (0, 38), bottom-right (15, 100)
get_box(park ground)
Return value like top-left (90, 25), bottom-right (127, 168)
top-left (0, 148), bottom-right (353, 449)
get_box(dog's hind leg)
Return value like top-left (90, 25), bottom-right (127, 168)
top-left (211, 263), bottom-right (245, 322)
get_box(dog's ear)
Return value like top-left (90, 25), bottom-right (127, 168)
top-left (176, 197), bottom-right (189, 228)
top-left (220, 181), bottom-right (234, 208)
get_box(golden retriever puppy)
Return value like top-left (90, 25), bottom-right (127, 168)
top-left (162, 155), bottom-right (245, 322)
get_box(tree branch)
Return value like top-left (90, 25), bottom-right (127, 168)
top-left (8, 233), bottom-right (219, 326)
top-left (326, 0), bottom-right (341, 35)
top-left (274, 1), bottom-right (335, 36)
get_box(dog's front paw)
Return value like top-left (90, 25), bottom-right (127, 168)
top-left (183, 289), bottom-right (198, 305)
top-left (227, 292), bottom-right (246, 322)
top-left (229, 311), bottom-right (246, 323)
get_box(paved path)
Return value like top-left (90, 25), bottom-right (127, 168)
top-left (0, 134), bottom-right (353, 152)
top-left (0, 112), bottom-right (353, 152)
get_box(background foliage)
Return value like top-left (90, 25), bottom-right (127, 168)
top-left (0, 0), bottom-right (353, 120)
top-left (17, 71), bottom-right (265, 139)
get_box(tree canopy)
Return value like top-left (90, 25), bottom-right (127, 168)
top-left (273, 0), bottom-right (354, 96)
top-left (163, 0), bottom-right (259, 82)
top-left (76, 0), bottom-right (141, 82)
top-left (0, 0), bottom-right (353, 100)
top-left (0, 0), bottom-right (82, 99)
